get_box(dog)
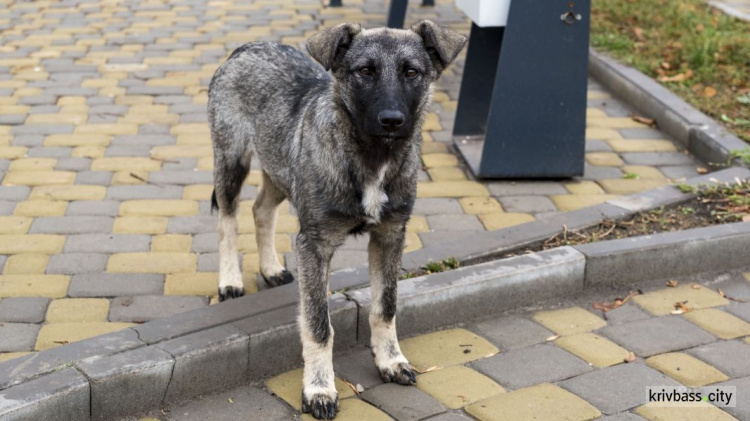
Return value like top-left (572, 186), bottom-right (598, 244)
top-left (208, 20), bottom-right (466, 419)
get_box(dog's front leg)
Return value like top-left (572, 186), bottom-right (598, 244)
top-left (296, 231), bottom-right (338, 420)
top-left (368, 222), bottom-right (416, 385)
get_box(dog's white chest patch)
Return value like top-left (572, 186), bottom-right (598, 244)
top-left (362, 165), bottom-right (389, 223)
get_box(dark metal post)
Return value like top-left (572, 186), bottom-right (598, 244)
top-left (422, 0), bottom-right (435, 6)
top-left (387, 0), bottom-right (408, 28)
top-left (329, 0), bottom-right (342, 6)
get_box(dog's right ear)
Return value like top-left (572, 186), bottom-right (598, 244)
top-left (306, 23), bottom-right (362, 71)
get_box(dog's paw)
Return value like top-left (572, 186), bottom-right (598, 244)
top-left (263, 269), bottom-right (295, 287)
top-left (379, 361), bottom-right (417, 385)
top-left (217, 286), bottom-right (244, 302)
top-left (301, 390), bottom-right (339, 420)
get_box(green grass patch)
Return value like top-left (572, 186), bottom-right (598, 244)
top-left (591, 0), bottom-right (750, 143)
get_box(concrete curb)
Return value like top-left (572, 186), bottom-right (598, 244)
top-left (2, 169), bottom-right (749, 420)
top-left (588, 48), bottom-right (748, 167)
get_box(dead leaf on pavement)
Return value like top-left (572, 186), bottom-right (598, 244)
top-left (414, 366), bottom-right (440, 374)
top-left (546, 334), bottom-right (561, 342)
top-left (697, 167), bottom-right (708, 174)
top-left (592, 290), bottom-right (643, 313)
top-left (718, 288), bottom-right (747, 303)
top-left (666, 280), bottom-right (678, 288)
top-left (671, 301), bottom-right (693, 314)
top-left (342, 379), bottom-right (360, 395)
top-left (631, 114), bottom-right (656, 127)
top-left (691, 284), bottom-right (702, 289)
top-left (624, 352), bottom-right (636, 363)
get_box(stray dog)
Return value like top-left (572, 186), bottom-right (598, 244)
top-left (208, 20), bottom-right (466, 419)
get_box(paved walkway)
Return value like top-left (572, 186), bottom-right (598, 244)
top-left (138, 269), bottom-right (750, 421)
top-left (709, 0), bottom-right (750, 21)
top-left (0, 0), bottom-right (705, 361)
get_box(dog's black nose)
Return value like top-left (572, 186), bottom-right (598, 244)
top-left (378, 110), bottom-right (405, 132)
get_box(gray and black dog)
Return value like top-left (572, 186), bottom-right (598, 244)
top-left (208, 20), bottom-right (466, 420)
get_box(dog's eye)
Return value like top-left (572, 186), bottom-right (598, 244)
top-left (405, 69), bottom-right (418, 78)
top-left (358, 67), bottom-right (373, 76)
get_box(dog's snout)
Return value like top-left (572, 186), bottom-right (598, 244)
top-left (378, 110), bottom-right (405, 132)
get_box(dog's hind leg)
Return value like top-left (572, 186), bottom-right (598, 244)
top-left (213, 149), bottom-right (250, 301)
top-left (368, 221), bottom-right (416, 385)
top-left (253, 172), bottom-right (295, 287)
top-left (296, 231), bottom-right (339, 420)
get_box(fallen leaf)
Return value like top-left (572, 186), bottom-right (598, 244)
top-left (633, 27), bottom-right (646, 41)
top-left (743, 215), bottom-right (750, 222)
top-left (54, 340), bottom-right (70, 345)
top-left (697, 167), bottom-right (708, 174)
top-left (342, 379), bottom-right (360, 395)
top-left (674, 301), bottom-right (693, 313)
top-left (631, 114), bottom-right (656, 127)
top-left (546, 334), bottom-right (561, 342)
top-left (704, 86), bottom-right (717, 98)
top-left (592, 291), bottom-right (642, 312)
top-left (658, 70), bottom-right (693, 83)
top-left (414, 366), bottom-right (440, 374)
top-left (228, 398), bottom-right (234, 404)
top-left (120, 297), bottom-right (133, 307)
top-left (666, 280), bottom-right (678, 287)
top-left (718, 288), bottom-right (747, 303)
top-left (691, 284), bottom-right (702, 289)
top-left (661, 61), bottom-right (671, 70)
top-left (624, 352), bottom-right (636, 363)
top-left (696, 23), bottom-right (705, 32)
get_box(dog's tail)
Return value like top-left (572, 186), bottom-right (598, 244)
top-left (210, 189), bottom-right (219, 213)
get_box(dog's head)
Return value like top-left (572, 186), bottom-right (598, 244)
top-left (307, 21), bottom-right (466, 142)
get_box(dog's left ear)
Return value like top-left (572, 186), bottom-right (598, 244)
top-left (307, 23), bottom-right (362, 71)
top-left (411, 20), bottom-right (467, 75)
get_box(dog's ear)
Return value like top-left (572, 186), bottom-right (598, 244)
top-left (306, 23), bottom-right (362, 71)
top-left (410, 20), bottom-right (467, 74)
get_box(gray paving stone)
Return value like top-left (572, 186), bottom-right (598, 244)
top-left (0, 200), bottom-right (15, 215)
top-left (165, 386), bottom-right (296, 421)
top-left (0, 297), bottom-right (49, 323)
top-left (157, 325), bottom-right (250, 404)
top-left (68, 273), bottom-right (164, 297)
top-left (412, 198), bottom-right (464, 215)
top-left (601, 303), bottom-right (651, 325)
top-left (47, 253), bottom-right (108, 274)
top-left (487, 181), bottom-right (567, 196)
top-left (687, 340), bottom-right (750, 379)
top-left (107, 185), bottom-right (183, 200)
top-left (66, 200), bottom-right (121, 216)
top-left (658, 165), bottom-right (701, 180)
top-left (64, 234), bottom-right (151, 253)
top-left (10, 124), bottom-right (73, 135)
top-left (75, 170), bottom-right (112, 185)
top-left (499, 195), bottom-right (557, 213)
top-left (104, 145), bottom-right (152, 157)
top-left (0, 323), bottom-right (41, 352)
top-left (111, 134), bottom-right (175, 146)
top-left (30, 216), bottom-right (113, 234)
top-left (27, 146), bottom-right (72, 157)
top-left (467, 315), bottom-right (554, 351)
top-left (424, 413), bottom-right (477, 421)
top-left (0, 186), bottom-right (29, 201)
top-left (425, 213), bottom-right (482, 231)
top-left (197, 253), bottom-right (219, 272)
top-left (726, 302), bottom-right (750, 325)
top-left (149, 170), bottom-right (213, 185)
top-left (361, 383), bottom-right (446, 420)
top-left (330, 249), bottom-right (369, 272)
top-left (471, 343), bottom-right (592, 390)
top-left (168, 215), bottom-right (216, 234)
top-left (619, 128), bottom-right (669, 139)
top-left (191, 232), bottom-right (218, 253)
top-left (621, 152), bottom-right (695, 166)
top-left (0, 368), bottom-right (89, 421)
top-left (333, 346), bottom-right (383, 390)
top-left (11, 135), bottom-right (44, 146)
top-left (599, 316), bottom-right (716, 357)
top-left (599, 414), bottom-right (647, 421)
top-left (559, 363), bottom-right (681, 415)
top-left (582, 163), bottom-right (624, 180)
top-left (55, 157), bottom-right (91, 171)
top-left (77, 346), bottom-right (174, 420)
top-left (585, 139), bottom-right (613, 152)
top-left (109, 296), bottom-right (208, 322)
top-left (716, 376), bottom-right (750, 420)
top-left (418, 230), bottom-right (475, 249)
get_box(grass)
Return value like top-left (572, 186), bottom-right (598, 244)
top-left (590, 0), bottom-right (750, 143)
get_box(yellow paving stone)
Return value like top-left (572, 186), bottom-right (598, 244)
top-left (478, 212), bottom-right (534, 230)
top-left (127, 104), bottom-right (169, 114)
top-left (427, 167), bottom-right (466, 181)
top-left (621, 165), bottom-right (666, 180)
top-left (632, 285), bottom-right (728, 316)
top-left (46, 298), bottom-right (110, 323)
top-left (152, 234), bottom-right (192, 253)
top-left (422, 153), bottom-right (458, 168)
top-left (422, 113), bottom-right (442, 131)
top-left (635, 401), bottom-right (737, 421)
top-left (404, 231), bottom-right (422, 253)
top-left (587, 90), bottom-right (611, 99)
top-left (586, 117), bottom-right (649, 129)
top-left (0, 105), bottom-right (30, 114)
top-left (241, 253), bottom-right (283, 275)
top-left (72, 145), bottom-right (105, 159)
top-left (744, 272), bottom-right (749, 281)
top-left (3, 254), bottom-right (49, 274)
top-left (0, 216), bottom-right (31, 234)
top-left (25, 113), bottom-right (87, 125)
top-left (75, 123), bottom-right (138, 135)
top-left (459, 197), bottom-right (503, 214)
top-left (533, 307), bottom-right (606, 336)
top-left (244, 170), bottom-right (262, 185)
top-left (120, 200), bottom-right (198, 216)
top-left (465, 383), bottom-right (601, 421)
top-left (417, 181), bottom-right (489, 198)
top-left (416, 365), bottom-right (505, 409)
top-left (150, 145), bottom-right (213, 159)
top-left (550, 194), bottom-right (618, 211)
top-left (0, 352), bottom-right (31, 363)
top-left (0, 234), bottom-right (65, 255)
top-left (91, 157), bottom-right (161, 172)
top-left (301, 398), bottom-right (391, 421)
top-left (35, 322), bottom-right (134, 351)
top-left (197, 156), bottom-right (213, 171)
top-left (598, 179), bottom-right (669, 195)
top-left (237, 214), bottom-right (298, 234)
top-left (8, 158), bottom-right (57, 171)
top-left (57, 96), bottom-right (87, 106)
top-left (400, 328), bottom-right (499, 371)
top-left (170, 123), bottom-right (210, 135)
top-left (113, 216), bottom-right (168, 234)
top-left (0, 147), bottom-right (28, 159)
top-left (585, 127), bottom-right (622, 140)
top-left (3, 170), bottom-right (76, 186)
top-left (164, 272), bottom-right (231, 296)
top-left (265, 368), bottom-right (355, 411)
top-left (29, 185), bottom-right (106, 201)
top-left (44, 133), bottom-right (111, 147)
top-left (607, 139), bottom-right (677, 152)
top-left (176, 133), bottom-right (211, 145)
top-left (183, 184), bottom-right (214, 200)
top-left (564, 181), bottom-right (605, 195)
top-left (585, 152), bottom-right (624, 166)
top-left (107, 253), bottom-right (196, 274)
top-left (555, 333), bottom-right (630, 368)
top-left (683, 308), bottom-right (750, 340)
top-left (421, 141), bottom-right (447, 154)
top-left (237, 234), bottom-right (292, 254)
top-left (646, 352), bottom-right (728, 386)
top-left (0, 274), bottom-right (70, 298)
top-left (406, 215), bottom-right (429, 233)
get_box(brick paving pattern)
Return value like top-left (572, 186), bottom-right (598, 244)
top-left (138, 270), bottom-right (750, 420)
top-left (0, 0), bottom-right (706, 360)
